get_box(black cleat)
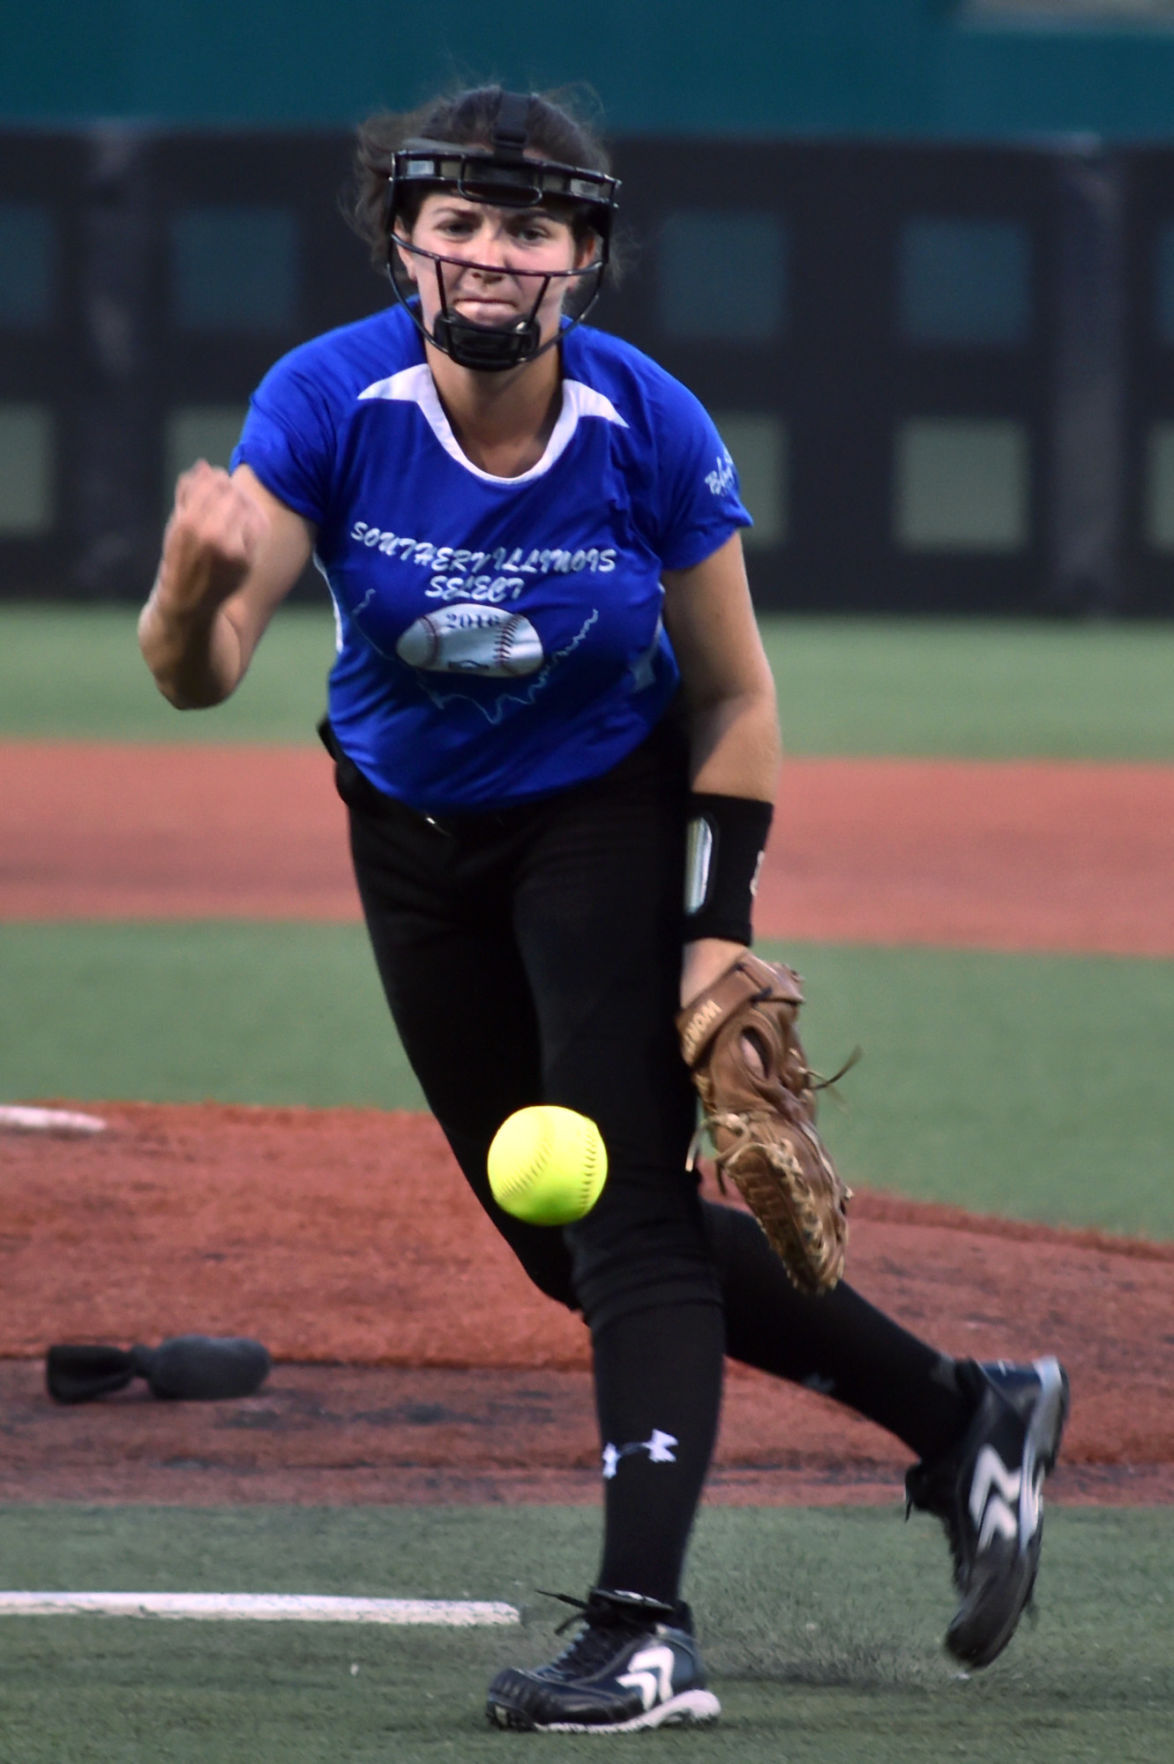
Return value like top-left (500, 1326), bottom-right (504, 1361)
top-left (486, 1588), bottom-right (721, 1733)
top-left (906, 1355), bottom-right (1070, 1669)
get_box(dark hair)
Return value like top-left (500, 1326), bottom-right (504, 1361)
top-left (349, 83), bottom-right (614, 270)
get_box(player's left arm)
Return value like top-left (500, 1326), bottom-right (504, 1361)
top-left (661, 530), bottom-right (781, 1004)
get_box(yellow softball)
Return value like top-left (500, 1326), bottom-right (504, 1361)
top-left (487, 1106), bottom-right (608, 1226)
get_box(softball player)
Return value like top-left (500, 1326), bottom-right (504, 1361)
top-left (139, 85), bottom-right (1068, 1733)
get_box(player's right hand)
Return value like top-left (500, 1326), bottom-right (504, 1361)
top-left (157, 461), bottom-right (270, 616)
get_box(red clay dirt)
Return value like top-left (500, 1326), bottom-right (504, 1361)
top-left (1, 1103), bottom-right (1171, 1508)
top-left (1, 742), bottom-right (1171, 1507)
top-left (3, 742), bottom-right (1173, 952)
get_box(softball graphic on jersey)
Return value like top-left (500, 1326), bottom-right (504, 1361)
top-left (396, 604), bottom-right (544, 677)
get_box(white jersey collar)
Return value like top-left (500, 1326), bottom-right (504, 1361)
top-left (357, 363), bottom-right (627, 484)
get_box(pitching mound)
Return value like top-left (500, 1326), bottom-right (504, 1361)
top-left (1, 1102), bottom-right (1170, 1506)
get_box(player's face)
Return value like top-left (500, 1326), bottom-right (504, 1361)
top-left (400, 192), bottom-right (593, 345)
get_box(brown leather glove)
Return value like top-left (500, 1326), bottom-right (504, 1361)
top-left (677, 952), bottom-right (852, 1295)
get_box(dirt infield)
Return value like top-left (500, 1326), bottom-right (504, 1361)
top-left (1, 1103), bottom-right (1170, 1506)
top-left (3, 742), bottom-right (1173, 951)
top-left (2, 742), bottom-right (1171, 1506)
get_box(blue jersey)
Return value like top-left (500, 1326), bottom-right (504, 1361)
top-left (232, 303), bottom-right (751, 813)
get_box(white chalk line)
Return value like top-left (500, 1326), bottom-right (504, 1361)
top-left (0, 1591), bottom-right (519, 1625)
top-left (0, 1105), bottom-right (108, 1135)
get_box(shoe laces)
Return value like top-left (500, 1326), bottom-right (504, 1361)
top-left (537, 1589), bottom-right (672, 1675)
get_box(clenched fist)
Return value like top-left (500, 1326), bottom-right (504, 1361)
top-left (158, 461), bottom-right (270, 616)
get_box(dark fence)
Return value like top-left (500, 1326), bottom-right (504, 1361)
top-left (1, 127), bottom-right (1171, 614)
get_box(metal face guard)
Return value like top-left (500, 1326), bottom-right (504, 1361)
top-left (388, 237), bottom-right (599, 372)
top-left (383, 110), bottom-right (619, 371)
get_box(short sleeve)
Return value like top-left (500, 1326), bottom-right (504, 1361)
top-left (230, 355), bottom-right (337, 526)
top-left (650, 377), bottom-right (753, 571)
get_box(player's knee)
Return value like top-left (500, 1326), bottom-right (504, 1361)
top-left (565, 1204), bottom-right (720, 1332)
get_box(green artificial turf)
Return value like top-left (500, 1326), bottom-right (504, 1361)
top-left (0, 921), bottom-right (424, 1113)
top-left (2, 924), bottom-right (1171, 1237)
top-left (0, 1504), bottom-right (1168, 1763)
top-left (2, 603), bottom-right (1173, 758)
top-left (760, 615), bottom-right (1174, 759)
top-left (0, 602), bottom-right (337, 743)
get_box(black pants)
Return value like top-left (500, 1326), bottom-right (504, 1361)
top-left (337, 716), bottom-right (720, 1332)
top-left (329, 719), bottom-right (970, 1601)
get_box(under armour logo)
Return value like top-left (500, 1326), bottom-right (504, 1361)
top-left (969, 1445), bottom-right (1041, 1552)
top-left (618, 1645), bottom-right (675, 1710)
top-left (601, 1429), bottom-right (679, 1480)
